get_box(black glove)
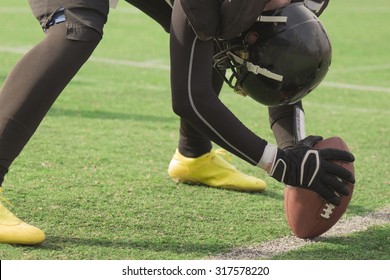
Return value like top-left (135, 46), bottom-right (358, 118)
top-left (291, 0), bottom-right (330, 17)
top-left (270, 135), bottom-right (355, 205)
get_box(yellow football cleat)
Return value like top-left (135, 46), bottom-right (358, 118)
top-left (0, 189), bottom-right (45, 245)
top-left (168, 149), bottom-right (266, 192)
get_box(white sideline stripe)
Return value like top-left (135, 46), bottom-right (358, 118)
top-left (1, 45), bottom-right (390, 93)
top-left (322, 81), bottom-right (390, 93)
top-left (72, 76), bottom-right (168, 92)
top-left (304, 101), bottom-right (390, 115)
top-left (332, 64), bottom-right (390, 73)
top-left (0, 7), bottom-right (30, 14)
top-left (90, 57), bottom-right (170, 70)
top-left (0, 46), bottom-right (32, 54)
top-left (0, 46), bottom-right (169, 71)
top-left (209, 206), bottom-right (390, 260)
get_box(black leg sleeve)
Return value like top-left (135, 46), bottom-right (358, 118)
top-left (125, 0), bottom-right (220, 158)
top-left (177, 68), bottom-right (225, 158)
top-left (170, 0), bottom-right (267, 165)
top-left (268, 101), bottom-right (306, 150)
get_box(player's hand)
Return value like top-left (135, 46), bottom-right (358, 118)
top-left (269, 135), bottom-right (355, 205)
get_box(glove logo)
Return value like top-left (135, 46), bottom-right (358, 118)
top-left (300, 150), bottom-right (320, 187)
top-left (320, 203), bottom-right (336, 219)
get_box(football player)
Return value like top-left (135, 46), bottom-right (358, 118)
top-left (0, 0), bottom-right (354, 246)
top-left (168, 0), bottom-right (353, 204)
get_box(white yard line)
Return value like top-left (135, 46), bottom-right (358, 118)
top-left (331, 64), bottom-right (390, 74)
top-left (209, 206), bottom-right (390, 260)
top-left (0, 46), bottom-right (32, 54)
top-left (0, 46), bottom-right (169, 71)
top-left (90, 56), bottom-right (169, 70)
top-left (322, 81), bottom-right (390, 93)
top-left (0, 7), bottom-right (31, 14)
top-left (303, 101), bottom-right (390, 115)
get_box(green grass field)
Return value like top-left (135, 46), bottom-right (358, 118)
top-left (0, 1), bottom-right (389, 260)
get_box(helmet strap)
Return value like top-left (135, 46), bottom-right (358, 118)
top-left (228, 52), bottom-right (283, 82)
top-left (257, 15), bottom-right (288, 23)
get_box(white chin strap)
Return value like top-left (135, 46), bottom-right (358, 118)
top-left (257, 15), bottom-right (288, 23)
top-left (228, 14), bottom-right (289, 82)
top-left (229, 52), bottom-right (283, 82)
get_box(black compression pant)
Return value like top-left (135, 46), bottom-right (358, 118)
top-left (126, 0), bottom-right (225, 158)
top-left (170, 0), bottom-right (268, 165)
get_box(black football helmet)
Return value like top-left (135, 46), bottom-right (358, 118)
top-left (213, 2), bottom-right (332, 107)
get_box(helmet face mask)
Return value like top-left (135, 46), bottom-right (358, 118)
top-left (213, 2), bottom-right (332, 107)
top-left (213, 40), bottom-right (248, 95)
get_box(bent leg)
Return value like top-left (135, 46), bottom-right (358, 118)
top-left (178, 70), bottom-right (224, 157)
top-left (167, 0), bottom-right (266, 191)
top-left (0, 0), bottom-right (108, 245)
top-left (0, 23), bottom-right (101, 184)
top-left (124, 0), bottom-right (216, 157)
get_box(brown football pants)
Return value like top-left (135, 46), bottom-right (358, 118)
top-left (0, 23), bottom-right (100, 184)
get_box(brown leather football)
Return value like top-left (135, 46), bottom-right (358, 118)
top-left (284, 137), bottom-right (355, 239)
